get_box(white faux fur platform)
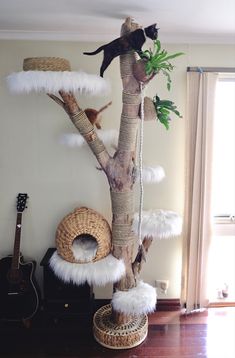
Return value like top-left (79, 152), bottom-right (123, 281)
top-left (49, 251), bottom-right (125, 286)
top-left (132, 209), bottom-right (182, 240)
top-left (112, 281), bottom-right (157, 315)
top-left (7, 71), bottom-right (110, 95)
top-left (136, 166), bottom-right (165, 184)
top-left (60, 129), bottom-right (118, 147)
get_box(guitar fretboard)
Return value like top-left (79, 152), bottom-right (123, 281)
top-left (11, 212), bottom-right (22, 270)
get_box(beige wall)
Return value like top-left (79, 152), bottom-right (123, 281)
top-left (0, 39), bottom-right (235, 299)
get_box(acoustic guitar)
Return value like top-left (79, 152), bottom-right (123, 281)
top-left (0, 193), bottom-right (40, 321)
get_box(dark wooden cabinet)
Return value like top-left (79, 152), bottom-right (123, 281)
top-left (40, 248), bottom-right (94, 320)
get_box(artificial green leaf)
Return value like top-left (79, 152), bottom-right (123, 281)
top-left (139, 38), bottom-right (184, 94)
top-left (157, 52), bottom-right (184, 64)
top-left (152, 94), bottom-right (182, 130)
top-left (145, 62), bottom-right (153, 75)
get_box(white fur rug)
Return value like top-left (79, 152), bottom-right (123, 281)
top-left (112, 281), bottom-right (157, 315)
top-left (132, 209), bottom-right (182, 240)
top-left (7, 71), bottom-right (110, 95)
top-left (49, 251), bottom-right (125, 286)
top-left (60, 129), bottom-right (118, 147)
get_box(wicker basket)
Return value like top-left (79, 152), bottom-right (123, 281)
top-left (133, 59), bottom-right (156, 83)
top-left (56, 207), bottom-right (112, 263)
top-left (23, 57), bottom-right (71, 71)
top-left (141, 97), bottom-right (157, 121)
top-left (93, 304), bottom-right (148, 349)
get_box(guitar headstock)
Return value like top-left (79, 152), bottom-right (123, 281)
top-left (16, 193), bottom-right (29, 212)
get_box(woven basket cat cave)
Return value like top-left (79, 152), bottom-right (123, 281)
top-left (56, 207), bottom-right (112, 264)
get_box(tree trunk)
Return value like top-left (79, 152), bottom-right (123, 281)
top-left (48, 17), bottom-right (150, 326)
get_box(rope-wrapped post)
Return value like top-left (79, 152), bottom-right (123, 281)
top-left (70, 110), bottom-right (109, 167)
top-left (110, 189), bottom-right (136, 324)
top-left (109, 18), bottom-right (143, 325)
top-left (111, 190), bottom-right (135, 245)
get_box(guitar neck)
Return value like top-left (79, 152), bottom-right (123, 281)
top-left (11, 212), bottom-right (22, 270)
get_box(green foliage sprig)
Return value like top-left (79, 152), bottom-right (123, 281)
top-left (153, 95), bottom-right (182, 130)
top-left (139, 39), bottom-right (184, 90)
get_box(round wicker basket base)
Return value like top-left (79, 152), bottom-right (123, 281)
top-left (93, 304), bottom-right (148, 350)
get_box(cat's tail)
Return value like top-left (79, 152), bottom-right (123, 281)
top-left (98, 101), bottom-right (112, 114)
top-left (83, 45), bottom-right (104, 56)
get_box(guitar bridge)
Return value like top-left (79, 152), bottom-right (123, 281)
top-left (7, 292), bottom-right (19, 295)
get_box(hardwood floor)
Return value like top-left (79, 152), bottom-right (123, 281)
top-left (0, 307), bottom-right (234, 357)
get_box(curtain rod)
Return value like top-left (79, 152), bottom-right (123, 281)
top-left (187, 67), bottom-right (235, 73)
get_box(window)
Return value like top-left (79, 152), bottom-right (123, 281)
top-left (212, 76), bottom-right (235, 220)
top-left (208, 74), bottom-right (235, 303)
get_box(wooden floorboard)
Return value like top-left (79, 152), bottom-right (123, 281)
top-left (0, 307), bottom-right (234, 357)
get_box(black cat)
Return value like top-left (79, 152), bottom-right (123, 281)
top-left (83, 24), bottom-right (159, 77)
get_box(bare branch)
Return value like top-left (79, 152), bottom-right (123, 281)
top-left (132, 237), bottom-right (153, 278)
top-left (47, 93), bottom-right (65, 108)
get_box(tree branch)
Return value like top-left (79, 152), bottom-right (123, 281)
top-left (48, 90), bottom-right (111, 171)
top-left (47, 93), bottom-right (66, 111)
top-left (132, 237), bottom-right (153, 277)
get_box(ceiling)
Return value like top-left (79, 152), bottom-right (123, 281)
top-left (0, 0), bottom-right (235, 44)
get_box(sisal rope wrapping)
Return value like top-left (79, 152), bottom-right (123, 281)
top-left (89, 138), bottom-right (106, 155)
top-left (118, 115), bottom-right (138, 151)
top-left (112, 223), bottom-right (135, 246)
top-left (71, 111), bottom-right (106, 156)
top-left (120, 53), bottom-right (136, 78)
top-left (122, 91), bottom-right (141, 105)
top-left (70, 111), bottom-right (94, 135)
top-left (111, 191), bottom-right (134, 246)
top-left (110, 190), bottom-right (134, 216)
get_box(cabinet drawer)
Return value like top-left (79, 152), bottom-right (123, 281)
top-left (44, 299), bottom-right (93, 315)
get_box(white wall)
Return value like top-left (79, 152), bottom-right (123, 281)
top-left (0, 39), bottom-right (235, 299)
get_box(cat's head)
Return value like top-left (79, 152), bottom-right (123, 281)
top-left (144, 24), bottom-right (159, 40)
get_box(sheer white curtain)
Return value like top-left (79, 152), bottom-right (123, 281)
top-left (181, 71), bottom-right (218, 313)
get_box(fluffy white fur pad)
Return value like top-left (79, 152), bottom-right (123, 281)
top-left (7, 71), bottom-right (110, 95)
top-left (132, 209), bottom-right (182, 240)
top-left (136, 166), bottom-right (165, 184)
top-left (49, 251), bottom-right (125, 286)
top-left (71, 236), bottom-right (97, 262)
top-left (112, 281), bottom-right (157, 316)
top-left (60, 129), bottom-right (118, 147)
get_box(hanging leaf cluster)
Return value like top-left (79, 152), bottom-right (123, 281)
top-left (153, 96), bottom-right (182, 130)
top-left (139, 39), bottom-right (183, 90)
